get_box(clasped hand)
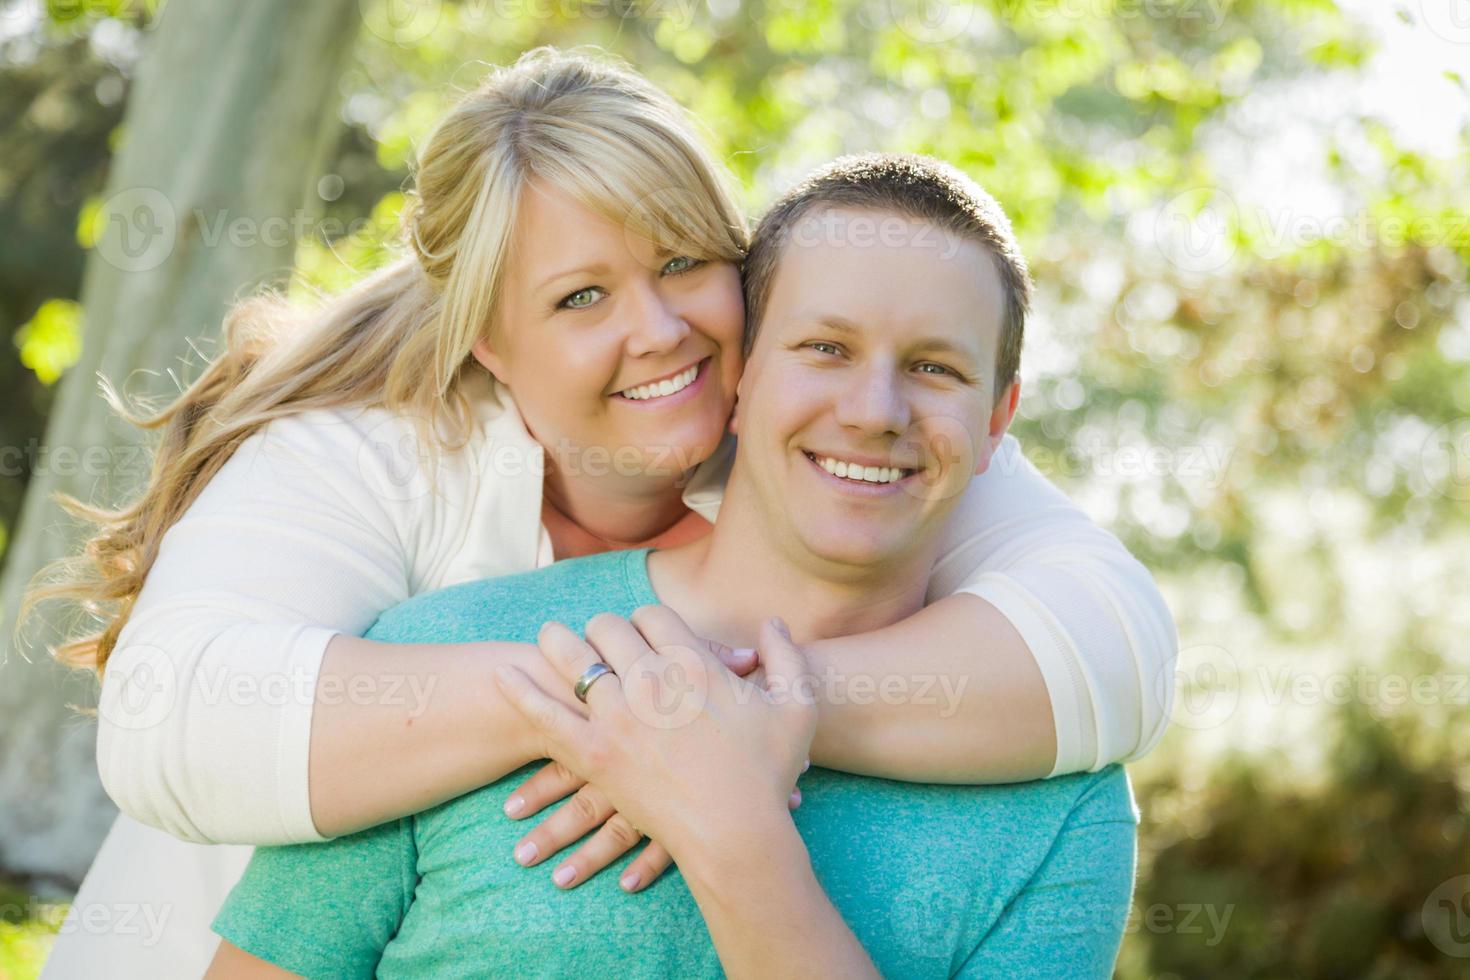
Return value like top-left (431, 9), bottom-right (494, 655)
top-left (494, 605), bottom-right (815, 893)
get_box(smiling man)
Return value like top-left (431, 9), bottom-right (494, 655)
top-left (207, 154), bottom-right (1137, 979)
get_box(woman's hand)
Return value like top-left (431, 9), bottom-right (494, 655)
top-left (494, 607), bottom-right (817, 878)
top-left (501, 608), bottom-right (802, 892)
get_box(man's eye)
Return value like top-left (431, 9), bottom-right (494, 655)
top-left (559, 287), bottom-right (605, 310)
top-left (807, 342), bottom-right (842, 356)
top-left (916, 363), bottom-right (954, 376)
top-left (662, 256), bottom-right (703, 275)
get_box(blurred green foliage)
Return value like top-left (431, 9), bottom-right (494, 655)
top-left (2, 0), bottom-right (1467, 976)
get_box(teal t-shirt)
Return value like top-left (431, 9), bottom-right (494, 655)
top-left (214, 549), bottom-right (1137, 978)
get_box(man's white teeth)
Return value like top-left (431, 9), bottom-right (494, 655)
top-left (619, 363), bottom-right (699, 400)
top-left (814, 454), bottom-right (909, 484)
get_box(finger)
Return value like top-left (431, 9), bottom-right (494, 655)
top-left (537, 621), bottom-right (622, 713)
top-left (756, 617), bottom-right (815, 706)
top-left (583, 612), bottom-right (658, 677)
top-left (717, 646), bottom-right (759, 677)
top-left (628, 604), bottom-right (704, 655)
top-left (494, 664), bottom-right (590, 764)
top-left (512, 782), bottom-right (615, 868)
top-left (548, 813), bottom-right (645, 890)
top-left (618, 840), bottom-right (675, 893)
top-left (502, 760), bottom-right (586, 819)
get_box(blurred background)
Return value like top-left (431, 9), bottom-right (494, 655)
top-left (1, 0), bottom-right (1467, 976)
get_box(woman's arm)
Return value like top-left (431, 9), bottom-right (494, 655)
top-left (309, 634), bottom-right (559, 836)
top-left (97, 406), bottom-right (566, 843)
top-left (676, 811), bottom-right (879, 980)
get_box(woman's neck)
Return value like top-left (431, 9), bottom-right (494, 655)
top-left (541, 467), bottom-right (710, 559)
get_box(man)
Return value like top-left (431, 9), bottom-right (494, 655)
top-left (208, 153), bottom-right (1137, 978)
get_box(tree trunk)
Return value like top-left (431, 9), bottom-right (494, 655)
top-left (0, 0), bottom-right (359, 886)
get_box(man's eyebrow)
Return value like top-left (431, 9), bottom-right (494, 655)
top-left (911, 337), bottom-right (981, 359)
top-left (807, 314), bottom-right (980, 359)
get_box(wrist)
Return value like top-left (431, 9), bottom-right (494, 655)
top-left (497, 642), bottom-right (568, 765)
top-left (677, 805), bottom-right (810, 897)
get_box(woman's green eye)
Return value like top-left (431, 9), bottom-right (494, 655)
top-left (663, 256), bottom-right (700, 275)
top-left (560, 287), bottom-right (602, 310)
top-left (809, 342), bottom-right (840, 355)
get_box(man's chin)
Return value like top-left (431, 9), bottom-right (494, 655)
top-left (795, 527), bottom-right (911, 573)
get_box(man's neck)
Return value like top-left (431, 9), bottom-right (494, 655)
top-left (647, 477), bottom-right (939, 648)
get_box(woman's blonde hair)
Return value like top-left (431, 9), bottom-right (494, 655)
top-left (19, 46), bottom-right (749, 675)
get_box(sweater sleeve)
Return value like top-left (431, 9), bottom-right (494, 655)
top-left (927, 435), bottom-right (1178, 776)
top-left (96, 407), bottom-right (423, 845)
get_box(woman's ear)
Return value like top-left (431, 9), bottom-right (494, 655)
top-left (470, 337), bottom-right (507, 384)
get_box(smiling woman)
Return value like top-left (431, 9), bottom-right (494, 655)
top-left (24, 46), bottom-right (1174, 979)
top-left (469, 180), bottom-right (745, 551)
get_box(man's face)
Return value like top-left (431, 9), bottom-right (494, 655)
top-left (732, 206), bottom-right (1019, 572)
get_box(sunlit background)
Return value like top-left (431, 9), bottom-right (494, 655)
top-left (1, 0), bottom-right (1468, 976)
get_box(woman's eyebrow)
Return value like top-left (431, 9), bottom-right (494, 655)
top-left (538, 262), bottom-right (614, 290)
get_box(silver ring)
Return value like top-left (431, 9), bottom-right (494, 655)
top-left (573, 662), bottom-right (616, 704)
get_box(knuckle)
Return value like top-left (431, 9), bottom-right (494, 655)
top-left (629, 604), bottom-right (668, 629)
top-left (584, 611), bottom-right (623, 639)
top-left (569, 787), bottom-right (607, 824)
top-left (604, 816), bottom-right (643, 850)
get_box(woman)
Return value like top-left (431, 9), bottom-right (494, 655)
top-left (27, 47), bottom-right (1172, 978)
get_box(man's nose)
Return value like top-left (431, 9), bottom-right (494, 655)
top-left (834, 365), bottom-right (910, 436)
top-left (625, 282), bottom-right (690, 357)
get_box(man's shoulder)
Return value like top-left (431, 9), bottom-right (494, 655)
top-left (364, 550), bottom-right (652, 645)
top-left (803, 763), bottom-right (1135, 847)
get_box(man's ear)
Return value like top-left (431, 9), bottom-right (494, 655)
top-left (728, 361), bottom-right (751, 435)
top-left (470, 336), bottom-right (507, 384)
top-left (975, 379), bottom-right (1021, 474)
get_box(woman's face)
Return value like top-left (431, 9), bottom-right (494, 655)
top-left (473, 180), bottom-right (745, 482)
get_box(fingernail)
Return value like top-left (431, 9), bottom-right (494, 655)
top-left (733, 647), bottom-right (756, 661)
top-left (553, 865), bottom-right (576, 887)
top-left (789, 789), bottom-right (802, 807)
top-left (514, 842), bottom-right (538, 865)
top-left (503, 796), bottom-right (525, 817)
top-left (802, 758), bottom-right (811, 772)
top-left (620, 872), bottom-right (641, 891)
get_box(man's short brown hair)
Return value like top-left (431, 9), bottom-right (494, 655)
top-left (742, 153), bottom-right (1031, 400)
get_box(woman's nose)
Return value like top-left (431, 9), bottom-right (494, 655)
top-left (625, 283), bottom-right (690, 357)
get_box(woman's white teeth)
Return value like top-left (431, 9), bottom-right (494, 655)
top-left (814, 454), bottom-right (908, 484)
top-left (619, 363), bottom-right (699, 400)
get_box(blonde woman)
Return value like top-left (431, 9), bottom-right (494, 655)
top-left (29, 48), bottom-right (1174, 978)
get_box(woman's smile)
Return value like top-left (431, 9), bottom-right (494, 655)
top-left (611, 356), bottom-right (712, 408)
